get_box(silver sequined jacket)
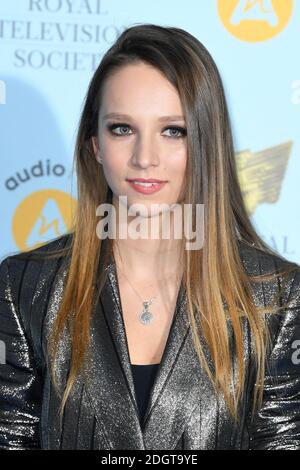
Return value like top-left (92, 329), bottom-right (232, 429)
top-left (0, 233), bottom-right (300, 450)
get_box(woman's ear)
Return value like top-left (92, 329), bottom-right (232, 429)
top-left (91, 136), bottom-right (102, 164)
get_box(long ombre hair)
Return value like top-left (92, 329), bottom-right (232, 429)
top-left (28, 24), bottom-right (298, 422)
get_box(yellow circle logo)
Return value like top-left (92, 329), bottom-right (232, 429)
top-left (218, 0), bottom-right (294, 42)
top-left (12, 189), bottom-right (77, 251)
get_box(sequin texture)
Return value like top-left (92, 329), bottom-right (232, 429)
top-left (0, 234), bottom-right (300, 449)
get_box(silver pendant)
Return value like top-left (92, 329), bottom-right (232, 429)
top-left (139, 299), bottom-right (155, 325)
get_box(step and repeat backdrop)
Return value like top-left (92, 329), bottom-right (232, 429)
top-left (0, 1), bottom-right (299, 262)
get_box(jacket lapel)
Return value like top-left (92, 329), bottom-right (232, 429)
top-left (85, 255), bottom-right (207, 450)
top-left (43, 239), bottom-right (255, 449)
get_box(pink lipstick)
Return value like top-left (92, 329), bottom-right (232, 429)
top-left (126, 178), bottom-right (167, 195)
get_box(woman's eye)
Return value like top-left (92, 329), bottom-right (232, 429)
top-left (163, 127), bottom-right (187, 138)
top-left (108, 124), bottom-right (132, 136)
top-left (107, 123), bottom-right (187, 138)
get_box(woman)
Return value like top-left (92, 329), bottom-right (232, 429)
top-left (0, 23), bottom-right (299, 450)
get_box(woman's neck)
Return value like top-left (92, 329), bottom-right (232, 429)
top-left (112, 237), bottom-right (184, 282)
top-left (111, 199), bottom-right (184, 281)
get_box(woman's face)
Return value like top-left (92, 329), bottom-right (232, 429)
top-left (92, 62), bottom-right (188, 217)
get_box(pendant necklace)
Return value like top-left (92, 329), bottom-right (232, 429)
top-left (115, 263), bottom-right (181, 326)
top-left (113, 245), bottom-right (182, 326)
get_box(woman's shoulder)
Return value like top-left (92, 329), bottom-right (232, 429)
top-left (237, 238), bottom-right (300, 275)
top-left (237, 238), bottom-right (300, 308)
top-left (0, 233), bottom-right (73, 306)
top-left (0, 232), bottom-right (73, 272)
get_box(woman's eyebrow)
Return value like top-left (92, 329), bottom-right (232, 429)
top-left (103, 112), bottom-right (185, 122)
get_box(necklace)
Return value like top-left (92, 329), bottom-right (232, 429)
top-left (113, 244), bottom-right (182, 326)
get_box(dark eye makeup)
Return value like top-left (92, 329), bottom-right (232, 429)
top-left (106, 122), bottom-right (187, 138)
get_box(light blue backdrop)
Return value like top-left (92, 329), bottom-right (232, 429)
top-left (0, 1), bottom-right (299, 262)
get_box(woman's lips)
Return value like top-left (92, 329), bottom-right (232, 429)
top-left (127, 180), bottom-right (167, 195)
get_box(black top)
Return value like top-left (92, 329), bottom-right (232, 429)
top-left (130, 363), bottom-right (160, 424)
